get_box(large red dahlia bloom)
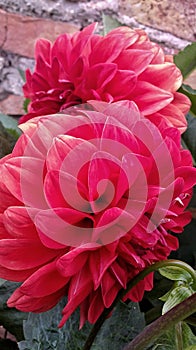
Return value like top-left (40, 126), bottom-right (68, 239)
top-left (0, 101), bottom-right (195, 327)
top-left (21, 23), bottom-right (190, 133)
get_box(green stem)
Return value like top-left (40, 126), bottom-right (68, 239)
top-left (123, 293), bottom-right (196, 350)
top-left (82, 259), bottom-right (196, 350)
top-left (175, 322), bottom-right (183, 350)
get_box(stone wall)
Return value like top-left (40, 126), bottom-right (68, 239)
top-left (119, 0), bottom-right (195, 41)
top-left (0, 0), bottom-right (195, 116)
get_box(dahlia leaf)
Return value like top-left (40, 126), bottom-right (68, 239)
top-left (159, 289), bottom-right (172, 302)
top-left (18, 68), bottom-right (26, 82)
top-left (174, 43), bottom-right (196, 79)
top-left (0, 119), bottom-right (20, 158)
top-left (102, 14), bottom-right (122, 35)
top-left (23, 98), bottom-right (30, 113)
top-left (0, 278), bottom-right (6, 287)
top-left (0, 281), bottom-right (28, 341)
top-left (0, 113), bottom-right (21, 138)
top-left (161, 285), bottom-right (194, 315)
top-left (90, 301), bottom-right (145, 350)
top-left (181, 323), bottom-right (196, 349)
top-left (18, 299), bottom-right (92, 350)
top-left (158, 266), bottom-right (194, 283)
top-left (182, 112), bottom-right (196, 164)
top-left (150, 322), bottom-right (196, 350)
top-left (158, 263), bottom-right (196, 315)
top-left (179, 84), bottom-right (196, 115)
top-left (18, 300), bottom-right (145, 350)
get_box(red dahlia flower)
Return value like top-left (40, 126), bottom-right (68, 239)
top-left (0, 101), bottom-right (195, 327)
top-left (21, 23), bottom-right (190, 133)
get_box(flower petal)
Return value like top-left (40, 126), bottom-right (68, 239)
top-left (2, 156), bottom-right (47, 208)
top-left (0, 239), bottom-right (58, 270)
top-left (59, 265), bottom-right (93, 327)
top-left (114, 49), bottom-right (154, 75)
top-left (89, 246), bottom-right (118, 289)
top-left (3, 207), bottom-right (38, 238)
top-left (131, 81), bottom-right (173, 115)
top-left (35, 208), bottom-right (94, 247)
top-left (106, 69), bottom-right (137, 99)
top-left (20, 260), bottom-right (69, 297)
top-left (139, 63), bottom-right (182, 92)
top-left (8, 287), bottom-right (65, 313)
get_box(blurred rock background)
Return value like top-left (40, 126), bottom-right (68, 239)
top-left (0, 0), bottom-right (195, 117)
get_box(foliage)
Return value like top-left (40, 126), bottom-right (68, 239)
top-left (18, 301), bottom-right (145, 350)
top-left (150, 322), bottom-right (196, 350)
top-left (23, 98), bottom-right (30, 113)
top-left (0, 281), bottom-right (28, 341)
top-left (182, 112), bottom-right (196, 164)
top-left (180, 84), bottom-right (196, 115)
top-left (159, 265), bottom-right (196, 314)
top-left (102, 14), bottom-right (122, 35)
top-left (174, 43), bottom-right (196, 79)
top-left (0, 113), bottom-right (21, 139)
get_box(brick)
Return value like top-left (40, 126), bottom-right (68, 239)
top-left (119, 0), bottom-right (195, 42)
top-left (0, 9), bottom-right (79, 58)
top-left (0, 94), bottom-right (24, 115)
top-left (0, 10), bottom-right (7, 48)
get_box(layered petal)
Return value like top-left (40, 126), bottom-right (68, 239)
top-left (21, 24), bottom-right (189, 132)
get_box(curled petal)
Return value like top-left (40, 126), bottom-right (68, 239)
top-left (8, 287), bottom-right (65, 313)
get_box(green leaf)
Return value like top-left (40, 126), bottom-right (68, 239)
top-left (150, 322), bottom-right (196, 350)
top-left (18, 68), bottom-right (26, 82)
top-left (182, 323), bottom-right (196, 349)
top-left (158, 266), bottom-right (193, 283)
top-left (102, 14), bottom-right (122, 35)
top-left (150, 325), bottom-right (177, 350)
top-left (91, 301), bottom-right (145, 350)
top-left (159, 289), bottom-right (172, 302)
top-left (162, 286), bottom-right (193, 314)
top-left (0, 120), bottom-right (19, 158)
top-left (174, 43), bottom-right (196, 79)
top-left (18, 299), bottom-right (92, 350)
top-left (182, 112), bottom-right (196, 163)
top-left (0, 278), bottom-right (6, 287)
top-left (0, 281), bottom-right (28, 341)
top-left (0, 113), bottom-right (21, 138)
top-left (23, 98), bottom-right (30, 113)
top-left (180, 84), bottom-right (196, 115)
top-left (18, 300), bottom-right (145, 350)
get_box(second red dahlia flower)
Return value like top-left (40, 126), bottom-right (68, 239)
top-left (21, 23), bottom-right (190, 133)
